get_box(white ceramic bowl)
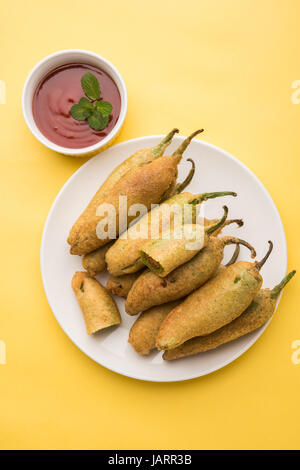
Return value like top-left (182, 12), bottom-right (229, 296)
top-left (22, 49), bottom-right (128, 157)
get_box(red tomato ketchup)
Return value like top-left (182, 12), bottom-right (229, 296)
top-left (33, 64), bottom-right (121, 149)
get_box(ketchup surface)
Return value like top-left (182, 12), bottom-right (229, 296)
top-left (33, 64), bottom-right (121, 149)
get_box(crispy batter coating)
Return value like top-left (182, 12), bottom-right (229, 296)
top-left (105, 198), bottom-right (236, 277)
top-left (68, 130), bottom-right (178, 253)
top-left (140, 224), bottom-right (205, 277)
top-left (129, 301), bottom-right (181, 355)
top-left (139, 210), bottom-right (232, 278)
top-left (106, 272), bottom-right (142, 298)
top-left (68, 155), bottom-right (179, 255)
top-left (128, 247), bottom-right (244, 355)
top-left (126, 237), bottom-right (231, 315)
top-left (82, 242), bottom-right (114, 276)
top-left (163, 290), bottom-right (273, 359)
top-left (72, 272), bottom-right (121, 334)
top-left (126, 237), bottom-right (222, 315)
top-left (156, 261), bottom-right (262, 350)
top-left (105, 207), bottom-right (238, 280)
top-left (105, 192), bottom-right (195, 276)
top-left (128, 250), bottom-right (242, 355)
top-left (163, 270), bottom-right (297, 360)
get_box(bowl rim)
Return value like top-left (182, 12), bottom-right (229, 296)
top-left (22, 49), bottom-right (128, 156)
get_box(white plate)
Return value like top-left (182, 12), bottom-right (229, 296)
top-left (41, 135), bottom-right (287, 382)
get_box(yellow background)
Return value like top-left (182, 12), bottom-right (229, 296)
top-left (0, 0), bottom-right (299, 450)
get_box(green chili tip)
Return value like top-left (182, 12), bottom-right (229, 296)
top-left (225, 219), bottom-right (244, 228)
top-left (223, 236), bottom-right (256, 258)
top-left (153, 128), bottom-right (179, 155)
top-left (225, 244), bottom-right (240, 266)
top-left (206, 206), bottom-right (228, 235)
top-left (255, 241), bottom-right (273, 271)
top-left (171, 129), bottom-right (204, 160)
top-left (270, 270), bottom-right (296, 299)
top-left (196, 191), bottom-right (237, 203)
top-left (175, 158), bottom-right (195, 194)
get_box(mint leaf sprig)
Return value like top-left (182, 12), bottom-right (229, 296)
top-left (70, 72), bottom-right (113, 131)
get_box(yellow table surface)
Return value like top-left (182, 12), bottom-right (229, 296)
top-left (1, 0), bottom-right (299, 450)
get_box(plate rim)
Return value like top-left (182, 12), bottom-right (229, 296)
top-left (40, 135), bottom-right (287, 382)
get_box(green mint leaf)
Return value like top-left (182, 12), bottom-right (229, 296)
top-left (78, 97), bottom-right (94, 111)
top-left (88, 110), bottom-right (109, 131)
top-left (70, 103), bottom-right (92, 121)
top-left (81, 72), bottom-right (100, 100)
top-left (96, 100), bottom-right (113, 117)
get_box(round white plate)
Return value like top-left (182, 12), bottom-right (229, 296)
top-left (41, 135), bottom-right (287, 382)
